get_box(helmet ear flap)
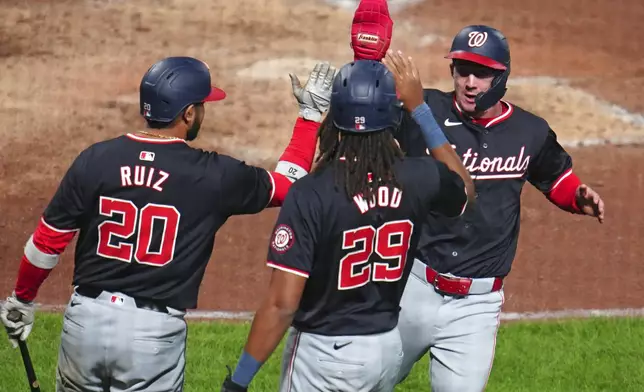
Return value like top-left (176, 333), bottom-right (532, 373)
top-left (474, 64), bottom-right (510, 112)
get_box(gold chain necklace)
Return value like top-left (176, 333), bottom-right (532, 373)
top-left (136, 130), bottom-right (183, 140)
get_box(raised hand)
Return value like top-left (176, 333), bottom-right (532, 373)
top-left (289, 62), bottom-right (337, 122)
top-left (382, 50), bottom-right (424, 112)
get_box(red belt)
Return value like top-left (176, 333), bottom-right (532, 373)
top-left (425, 266), bottom-right (503, 296)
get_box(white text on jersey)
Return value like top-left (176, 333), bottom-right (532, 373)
top-left (120, 165), bottom-right (169, 192)
top-left (462, 146), bottom-right (531, 178)
top-left (353, 187), bottom-right (403, 214)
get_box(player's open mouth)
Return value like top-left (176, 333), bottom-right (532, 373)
top-left (463, 93), bottom-right (477, 104)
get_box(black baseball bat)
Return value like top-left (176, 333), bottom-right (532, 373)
top-left (7, 311), bottom-right (41, 392)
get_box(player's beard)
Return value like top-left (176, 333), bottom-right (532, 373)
top-left (186, 118), bottom-right (202, 141)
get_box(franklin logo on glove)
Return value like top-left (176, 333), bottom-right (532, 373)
top-left (357, 33), bottom-right (380, 44)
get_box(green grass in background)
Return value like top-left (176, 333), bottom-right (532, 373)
top-left (2, 313), bottom-right (643, 391)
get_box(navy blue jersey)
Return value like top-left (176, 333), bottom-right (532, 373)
top-left (396, 89), bottom-right (574, 278)
top-left (266, 157), bottom-right (467, 336)
top-left (42, 133), bottom-right (274, 309)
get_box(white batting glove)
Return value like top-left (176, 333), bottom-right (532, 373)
top-left (0, 292), bottom-right (35, 348)
top-left (289, 62), bottom-right (337, 122)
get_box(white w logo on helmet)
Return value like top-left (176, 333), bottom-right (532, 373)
top-left (467, 31), bottom-right (488, 47)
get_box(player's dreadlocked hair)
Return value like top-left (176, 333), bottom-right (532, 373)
top-left (314, 116), bottom-right (404, 200)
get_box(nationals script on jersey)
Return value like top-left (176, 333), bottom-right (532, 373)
top-left (396, 89), bottom-right (575, 278)
top-left (459, 146), bottom-right (531, 179)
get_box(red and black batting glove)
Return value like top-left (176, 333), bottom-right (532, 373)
top-left (221, 366), bottom-right (248, 392)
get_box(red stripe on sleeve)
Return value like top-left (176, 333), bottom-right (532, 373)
top-left (546, 171), bottom-right (582, 213)
top-left (35, 218), bottom-right (77, 254)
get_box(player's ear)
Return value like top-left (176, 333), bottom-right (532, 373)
top-left (182, 104), bottom-right (196, 124)
top-left (449, 63), bottom-right (455, 78)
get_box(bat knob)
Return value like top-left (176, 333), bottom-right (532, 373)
top-left (7, 311), bottom-right (22, 322)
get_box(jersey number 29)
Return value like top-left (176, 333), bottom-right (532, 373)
top-left (338, 220), bottom-right (413, 290)
top-left (96, 196), bottom-right (180, 267)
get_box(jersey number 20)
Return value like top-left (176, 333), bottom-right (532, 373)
top-left (338, 220), bottom-right (413, 290)
top-left (96, 196), bottom-right (180, 267)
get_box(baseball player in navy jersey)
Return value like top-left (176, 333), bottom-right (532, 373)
top-left (390, 26), bottom-right (606, 391)
top-left (0, 56), bottom-right (336, 391)
top-left (220, 54), bottom-right (476, 392)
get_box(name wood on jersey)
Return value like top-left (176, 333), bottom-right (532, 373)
top-left (462, 146), bottom-right (531, 179)
top-left (120, 165), bottom-right (169, 192)
top-left (353, 186), bottom-right (403, 214)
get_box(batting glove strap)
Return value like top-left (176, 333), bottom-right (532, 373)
top-left (300, 108), bottom-right (322, 122)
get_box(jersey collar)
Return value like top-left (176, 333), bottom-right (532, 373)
top-left (453, 97), bottom-right (514, 128)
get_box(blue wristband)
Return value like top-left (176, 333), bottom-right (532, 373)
top-left (231, 351), bottom-right (263, 387)
top-left (411, 102), bottom-right (448, 149)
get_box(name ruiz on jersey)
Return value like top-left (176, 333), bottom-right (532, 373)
top-left (462, 146), bottom-right (531, 180)
top-left (353, 186), bottom-right (402, 214)
top-left (120, 165), bottom-right (169, 192)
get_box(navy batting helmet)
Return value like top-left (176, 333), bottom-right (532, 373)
top-left (446, 25), bottom-right (510, 112)
top-left (330, 60), bottom-right (402, 133)
top-left (139, 56), bottom-right (226, 123)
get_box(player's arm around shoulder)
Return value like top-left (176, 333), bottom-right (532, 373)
top-left (526, 117), bottom-right (605, 223)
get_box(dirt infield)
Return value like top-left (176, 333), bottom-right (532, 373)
top-left (0, 0), bottom-right (642, 316)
